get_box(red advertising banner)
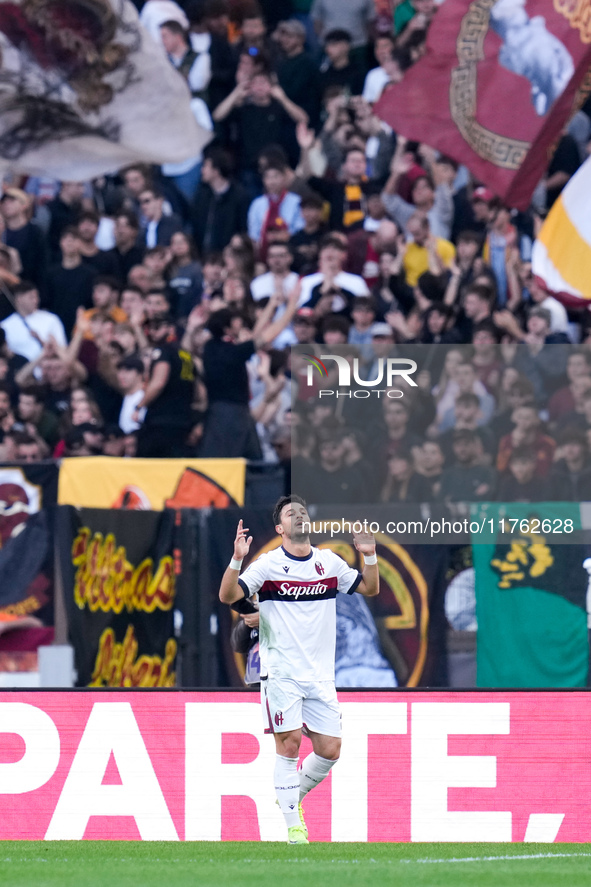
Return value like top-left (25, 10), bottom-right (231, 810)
top-left (0, 691), bottom-right (590, 842)
top-left (375, 0), bottom-right (591, 209)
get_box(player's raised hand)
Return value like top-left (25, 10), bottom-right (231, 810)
top-left (234, 519), bottom-right (253, 560)
top-left (353, 528), bottom-right (376, 556)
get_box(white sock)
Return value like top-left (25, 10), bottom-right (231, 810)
top-left (274, 755), bottom-right (301, 828)
top-left (299, 752), bottom-right (336, 802)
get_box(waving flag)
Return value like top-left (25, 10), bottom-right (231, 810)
top-left (0, 0), bottom-right (210, 179)
top-left (375, 0), bottom-right (591, 210)
top-left (532, 155), bottom-right (591, 307)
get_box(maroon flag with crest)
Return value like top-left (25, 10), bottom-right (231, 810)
top-left (375, 0), bottom-right (591, 210)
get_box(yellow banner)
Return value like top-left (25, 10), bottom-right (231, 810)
top-left (58, 457), bottom-right (245, 510)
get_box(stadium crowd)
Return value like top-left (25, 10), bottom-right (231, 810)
top-left (0, 0), bottom-right (589, 499)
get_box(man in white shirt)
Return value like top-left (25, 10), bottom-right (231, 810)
top-left (299, 236), bottom-right (370, 312)
top-left (159, 19), bottom-right (211, 97)
top-left (117, 355), bottom-right (146, 433)
top-left (219, 495), bottom-right (379, 844)
top-left (362, 35), bottom-right (404, 104)
top-left (1, 282), bottom-right (66, 362)
top-left (251, 242), bottom-right (299, 348)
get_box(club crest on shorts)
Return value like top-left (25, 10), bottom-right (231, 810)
top-left (274, 711), bottom-right (284, 726)
top-left (315, 562), bottom-right (325, 576)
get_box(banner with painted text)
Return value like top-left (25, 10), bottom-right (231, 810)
top-left (0, 691), bottom-right (590, 841)
top-left (57, 456), bottom-right (245, 510)
top-left (57, 507), bottom-right (177, 687)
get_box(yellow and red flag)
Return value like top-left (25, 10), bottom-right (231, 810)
top-left (375, 0), bottom-right (591, 210)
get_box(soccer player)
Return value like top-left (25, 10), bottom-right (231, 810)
top-left (218, 494), bottom-right (379, 844)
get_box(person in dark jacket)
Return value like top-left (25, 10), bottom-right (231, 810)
top-left (547, 428), bottom-right (591, 501)
top-left (191, 147), bottom-right (249, 253)
top-left (137, 188), bottom-right (183, 248)
top-left (496, 447), bottom-right (549, 502)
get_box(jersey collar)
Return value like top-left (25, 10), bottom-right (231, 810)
top-left (281, 545), bottom-right (313, 561)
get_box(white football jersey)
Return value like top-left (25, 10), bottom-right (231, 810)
top-left (238, 545), bottom-right (362, 682)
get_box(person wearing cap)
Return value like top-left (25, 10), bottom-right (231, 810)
top-left (0, 188), bottom-right (47, 292)
top-left (276, 19), bottom-right (321, 128)
top-left (357, 321), bottom-right (394, 382)
top-left (116, 355), bottom-right (146, 434)
top-left (292, 308), bottom-right (317, 344)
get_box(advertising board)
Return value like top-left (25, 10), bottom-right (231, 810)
top-left (0, 691), bottom-right (588, 842)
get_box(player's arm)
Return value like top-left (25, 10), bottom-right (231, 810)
top-left (353, 530), bottom-right (379, 598)
top-left (219, 519), bottom-right (253, 605)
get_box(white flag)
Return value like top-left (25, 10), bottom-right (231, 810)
top-left (0, 0), bottom-right (211, 179)
top-left (532, 156), bottom-right (591, 308)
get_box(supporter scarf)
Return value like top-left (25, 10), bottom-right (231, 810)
top-left (260, 192), bottom-right (286, 257)
top-left (343, 184), bottom-right (366, 229)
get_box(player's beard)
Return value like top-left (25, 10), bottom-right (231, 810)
top-left (288, 520), bottom-right (309, 544)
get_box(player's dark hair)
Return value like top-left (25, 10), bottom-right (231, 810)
top-left (273, 494), bottom-right (307, 527)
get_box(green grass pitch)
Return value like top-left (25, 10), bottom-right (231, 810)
top-left (1, 842), bottom-right (590, 887)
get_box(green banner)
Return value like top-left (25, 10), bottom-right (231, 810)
top-left (473, 503), bottom-right (589, 688)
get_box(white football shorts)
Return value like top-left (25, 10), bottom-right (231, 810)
top-left (261, 676), bottom-right (342, 737)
